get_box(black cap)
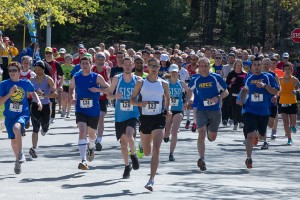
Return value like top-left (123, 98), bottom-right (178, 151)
top-left (35, 61), bottom-right (45, 70)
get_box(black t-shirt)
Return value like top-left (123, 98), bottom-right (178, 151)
top-left (110, 66), bottom-right (123, 78)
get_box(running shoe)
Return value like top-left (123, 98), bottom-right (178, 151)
top-left (245, 158), bottom-right (253, 169)
top-left (50, 118), bottom-right (55, 124)
top-left (145, 179), bottom-right (154, 191)
top-left (14, 161), bottom-right (21, 174)
top-left (95, 142), bottom-right (102, 151)
top-left (197, 158), bottom-right (206, 171)
top-left (163, 137), bottom-right (169, 143)
top-left (290, 126), bottom-right (297, 134)
top-left (130, 154), bottom-right (139, 170)
top-left (191, 122), bottom-right (197, 132)
top-left (287, 139), bottom-right (293, 146)
top-left (253, 137), bottom-right (259, 146)
top-left (229, 119), bottom-right (234, 126)
top-left (18, 152), bottom-right (26, 163)
top-left (222, 120), bottom-right (228, 126)
top-left (169, 153), bottom-right (175, 161)
top-left (137, 142), bottom-right (144, 159)
top-left (123, 165), bottom-right (132, 179)
top-left (271, 130), bottom-right (277, 139)
top-left (238, 122), bottom-right (244, 128)
top-left (61, 110), bottom-right (66, 118)
top-left (233, 124), bottom-right (238, 130)
top-left (185, 120), bottom-right (191, 129)
top-left (261, 142), bottom-right (269, 150)
top-left (86, 148), bottom-right (95, 162)
top-left (29, 148), bottom-right (38, 158)
top-left (66, 112), bottom-right (70, 118)
top-left (25, 121), bottom-right (30, 129)
top-left (78, 160), bottom-right (89, 170)
top-left (41, 129), bottom-right (48, 136)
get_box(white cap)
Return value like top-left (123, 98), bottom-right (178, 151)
top-left (282, 52), bottom-right (289, 58)
top-left (59, 48), bottom-right (66, 54)
top-left (168, 64), bottom-right (179, 72)
top-left (160, 53), bottom-right (169, 61)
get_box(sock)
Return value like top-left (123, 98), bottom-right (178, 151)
top-left (88, 137), bottom-right (96, 149)
top-left (185, 110), bottom-right (190, 121)
top-left (78, 139), bottom-right (87, 161)
top-left (96, 137), bottom-right (102, 143)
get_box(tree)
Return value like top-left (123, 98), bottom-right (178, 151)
top-left (0, 0), bottom-right (99, 29)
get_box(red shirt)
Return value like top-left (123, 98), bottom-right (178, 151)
top-left (109, 55), bottom-right (117, 66)
top-left (91, 65), bottom-right (109, 100)
top-left (73, 57), bottom-right (80, 65)
top-left (187, 64), bottom-right (198, 75)
top-left (56, 57), bottom-right (65, 65)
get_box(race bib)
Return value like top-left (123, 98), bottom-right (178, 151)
top-left (251, 93), bottom-right (263, 102)
top-left (146, 101), bottom-right (159, 113)
top-left (9, 102), bottom-right (23, 112)
top-left (120, 100), bottom-right (133, 111)
top-left (171, 98), bottom-right (179, 107)
top-left (80, 98), bottom-right (93, 108)
top-left (63, 80), bottom-right (71, 86)
top-left (203, 99), bottom-right (216, 106)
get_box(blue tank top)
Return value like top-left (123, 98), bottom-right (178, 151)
top-left (32, 75), bottom-right (51, 104)
top-left (168, 79), bottom-right (184, 111)
top-left (115, 74), bottom-right (140, 122)
top-left (74, 72), bottom-right (100, 117)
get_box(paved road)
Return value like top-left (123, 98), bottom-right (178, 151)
top-left (0, 107), bottom-right (300, 200)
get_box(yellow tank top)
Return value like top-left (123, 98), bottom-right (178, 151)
top-left (279, 77), bottom-right (297, 104)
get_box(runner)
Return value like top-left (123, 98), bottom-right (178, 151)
top-left (163, 64), bottom-right (189, 161)
top-left (130, 57), bottom-right (171, 191)
top-left (185, 57), bottom-right (228, 171)
top-left (278, 63), bottom-right (299, 145)
top-left (237, 56), bottom-right (279, 169)
top-left (68, 56), bottom-right (109, 170)
top-left (0, 62), bottom-right (42, 174)
top-left (29, 61), bottom-right (57, 158)
top-left (91, 52), bottom-right (111, 151)
top-left (60, 54), bottom-right (74, 118)
top-left (107, 57), bottom-right (140, 178)
top-left (133, 57), bottom-right (148, 78)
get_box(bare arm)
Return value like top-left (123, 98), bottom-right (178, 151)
top-left (46, 76), bottom-right (58, 98)
top-left (68, 77), bottom-right (76, 102)
top-left (130, 80), bottom-right (147, 107)
top-left (106, 76), bottom-right (121, 100)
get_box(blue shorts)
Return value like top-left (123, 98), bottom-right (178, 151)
top-left (5, 116), bottom-right (29, 139)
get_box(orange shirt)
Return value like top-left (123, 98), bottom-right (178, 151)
top-left (271, 68), bottom-right (284, 78)
top-left (279, 77), bottom-right (297, 104)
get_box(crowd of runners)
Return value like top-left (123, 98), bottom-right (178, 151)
top-left (1, 39), bottom-right (300, 191)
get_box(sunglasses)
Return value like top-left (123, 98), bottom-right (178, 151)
top-left (8, 69), bottom-right (19, 73)
top-left (45, 52), bottom-right (53, 55)
top-left (215, 57), bottom-right (222, 59)
top-left (149, 65), bottom-right (160, 68)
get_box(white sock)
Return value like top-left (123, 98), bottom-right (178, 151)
top-left (96, 137), bottom-right (102, 143)
top-left (88, 137), bottom-right (96, 149)
top-left (78, 139), bottom-right (87, 161)
top-left (185, 110), bottom-right (190, 121)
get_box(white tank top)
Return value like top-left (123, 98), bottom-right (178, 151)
top-left (140, 77), bottom-right (165, 115)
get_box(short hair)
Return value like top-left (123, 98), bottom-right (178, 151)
top-left (9, 61), bottom-right (21, 71)
top-left (283, 62), bottom-right (293, 70)
top-left (198, 57), bottom-right (210, 66)
top-left (122, 57), bottom-right (132, 64)
top-left (64, 54), bottom-right (73, 60)
top-left (148, 57), bottom-right (159, 65)
top-left (80, 56), bottom-right (92, 64)
top-left (21, 55), bottom-right (32, 63)
top-left (134, 57), bottom-right (144, 63)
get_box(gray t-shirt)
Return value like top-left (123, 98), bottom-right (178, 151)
top-left (221, 64), bottom-right (233, 79)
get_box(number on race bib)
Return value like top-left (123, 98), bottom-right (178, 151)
top-left (120, 100), bottom-right (133, 111)
top-left (251, 93), bottom-right (263, 102)
top-left (203, 99), bottom-right (215, 106)
top-left (63, 80), bottom-right (71, 86)
top-left (171, 98), bottom-right (179, 107)
top-left (9, 102), bottom-right (23, 112)
top-left (145, 101), bottom-right (159, 113)
top-left (80, 98), bottom-right (93, 108)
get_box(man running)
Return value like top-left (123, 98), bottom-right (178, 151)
top-left (107, 57), bottom-right (140, 179)
top-left (68, 56), bottom-right (109, 170)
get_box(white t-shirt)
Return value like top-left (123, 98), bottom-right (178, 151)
top-left (178, 68), bottom-right (189, 82)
